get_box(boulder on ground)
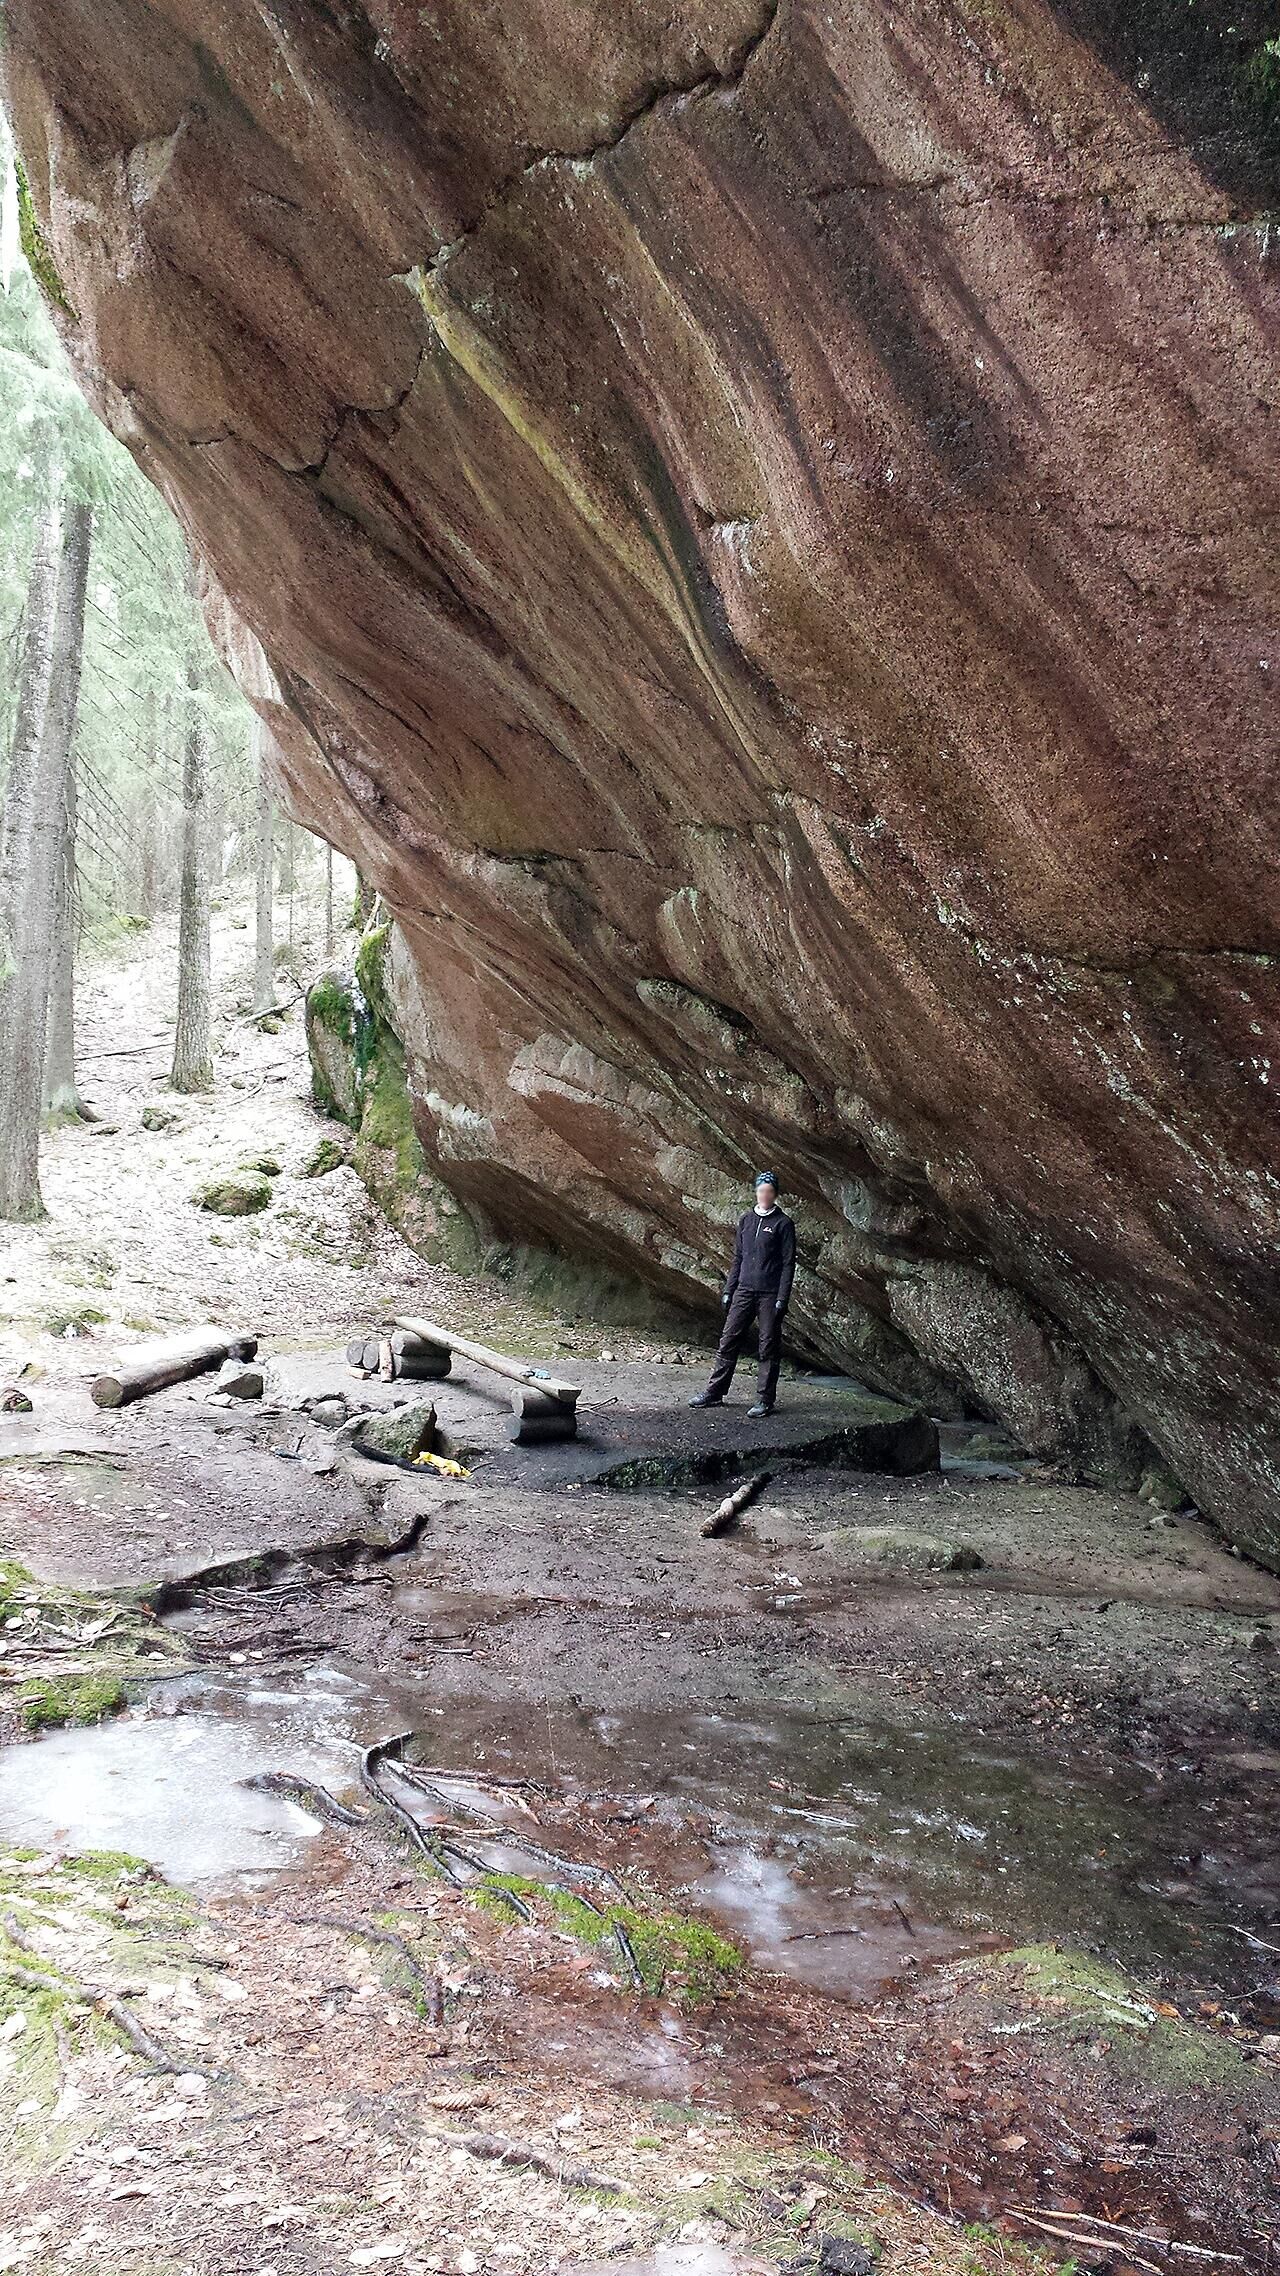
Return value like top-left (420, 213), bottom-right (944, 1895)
top-left (194, 1170), bottom-right (272, 1216)
top-left (822, 1524), bottom-right (984, 1574)
top-left (140, 1103), bottom-right (179, 1132)
top-left (239, 1152), bottom-right (282, 1177)
top-left (0, 1386), bottom-right (33, 1413)
top-left (356, 1401), bottom-right (437, 1461)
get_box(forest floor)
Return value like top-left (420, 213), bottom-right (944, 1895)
top-left (0, 904), bottom-right (1277, 2276)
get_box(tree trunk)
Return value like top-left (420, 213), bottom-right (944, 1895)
top-left (43, 755), bottom-right (85, 1122)
top-left (0, 495), bottom-right (92, 1218)
top-left (171, 639), bottom-right (213, 1093)
top-left (252, 716), bottom-right (274, 1013)
top-left (140, 690), bottom-right (160, 916)
top-left (0, 497), bottom-right (62, 987)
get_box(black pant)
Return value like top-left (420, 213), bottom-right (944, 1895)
top-left (705, 1288), bottom-right (783, 1406)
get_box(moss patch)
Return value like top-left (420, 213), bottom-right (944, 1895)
top-left (303, 1133), bottom-right (350, 1176)
top-left (14, 160), bottom-right (77, 320)
top-left (473, 1873), bottom-right (740, 2002)
top-left (991, 1946), bottom-right (1252, 2092)
top-left (19, 1672), bottom-right (127, 1732)
top-left (42, 1303), bottom-right (107, 1338)
top-left (193, 1169), bottom-right (272, 1216)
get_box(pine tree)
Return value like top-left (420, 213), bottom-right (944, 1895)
top-left (0, 489), bottom-right (92, 1215)
top-left (170, 628), bottom-right (214, 1093)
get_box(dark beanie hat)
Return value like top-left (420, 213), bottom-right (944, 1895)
top-left (755, 1169), bottom-right (780, 1189)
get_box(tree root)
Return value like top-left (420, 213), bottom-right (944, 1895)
top-left (2, 1914), bottom-right (222, 2079)
top-left (290, 1913), bottom-right (443, 2025)
top-left (422, 2125), bottom-right (621, 2195)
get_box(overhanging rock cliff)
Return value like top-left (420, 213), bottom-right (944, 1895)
top-left (7, 1), bottom-right (1279, 1557)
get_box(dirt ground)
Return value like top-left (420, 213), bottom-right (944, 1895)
top-left (1, 905), bottom-right (1278, 2276)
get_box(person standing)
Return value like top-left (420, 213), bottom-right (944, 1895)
top-left (689, 1172), bottom-right (796, 1417)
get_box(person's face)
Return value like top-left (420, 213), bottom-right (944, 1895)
top-left (757, 1181), bottom-right (777, 1210)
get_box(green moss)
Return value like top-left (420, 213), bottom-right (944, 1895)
top-left (303, 1134), bottom-right (350, 1176)
top-left (0, 1558), bottom-right (33, 1618)
top-left (193, 1169), bottom-right (272, 1216)
top-left (993, 1946), bottom-right (1250, 2092)
top-left (473, 1873), bottom-right (740, 2002)
top-left (306, 970), bottom-right (355, 1047)
top-left (354, 920), bottom-right (393, 1026)
top-left (1245, 35), bottom-right (1280, 110)
top-left (20, 1672), bottom-right (127, 1732)
top-left (14, 160), bottom-right (77, 320)
top-left (239, 1152), bottom-right (281, 1177)
top-left (42, 1303), bottom-right (107, 1337)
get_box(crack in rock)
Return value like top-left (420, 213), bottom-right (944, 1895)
top-left (419, 0), bottom-right (784, 280)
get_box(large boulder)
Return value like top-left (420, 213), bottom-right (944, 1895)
top-left (7, 1), bottom-right (1279, 1559)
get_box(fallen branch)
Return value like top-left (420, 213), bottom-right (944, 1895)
top-left (783, 1925), bottom-right (868, 1943)
top-left (421, 2126), bottom-right (621, 2195)
top-left (1223, 1922), bottom-right (1280, 1957)
top-left (702, 1469), bottom-right (771, 1537)
top-left (1008, 2208), bottom-right (1246, 2265)
top-left (1008, 2214), bottom-right (1165, 2274)
top-left (290, 1913), bottom-right (443, 2025)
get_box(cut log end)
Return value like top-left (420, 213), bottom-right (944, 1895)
top-left (508, 1385), bottom-right (577, 1444)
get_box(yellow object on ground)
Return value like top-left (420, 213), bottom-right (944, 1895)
top-left (414, 1451), bottom-right (470, 1478)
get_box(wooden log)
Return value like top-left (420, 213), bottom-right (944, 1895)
top-left (702, 1469), bottom-right (771, 1537)
top-left (390, 1330), bottom-right (451, 1379)
top-left (91, 1328), bottom-right (257, 1409)
top-left (392, 1351), bottom-right (451, 1382)
top-left (508, 1384), bottom-right (578, 1444)
top-left (394, 1316), bottom-right (581, 1409)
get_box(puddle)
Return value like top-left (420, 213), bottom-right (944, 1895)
top-left (1, 1664), bottom-right (1273, 2010)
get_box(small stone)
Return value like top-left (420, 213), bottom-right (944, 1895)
top-left (140, 1103), bottom-right (179, 1132)
top-left (819, 2242), bottom-right (876, 2276)
top-left (239, 1152), bottom-right (282, 1177)
top-left (600, 1350), bottom-right (617, 1363)
top-left (303, 1394), bottom-right (350, 1426)
top-left (214, 1361), bottom-right (265, 1400)
top-left (194, 1170), bottom-right (272, 1216)
top-left (0, 1386), bottom-right (33, 1414)
top-left (303, 1134), bottom-right (351, 1177)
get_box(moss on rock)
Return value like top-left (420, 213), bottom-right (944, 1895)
top-left (303, 1133), bottom-right (351, 1176)
top-left (305, 930), bottom-right (484, 1273)
top-left (15, 160), bottom-right (77, 319)
top-left (194, 1169), bottom-right (272, 1216)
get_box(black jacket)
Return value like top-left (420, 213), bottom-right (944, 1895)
top-left (724, 1207), bottom-right (796, 1308)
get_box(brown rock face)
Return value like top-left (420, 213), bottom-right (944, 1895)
top-left (8, 2), bottom-right (1279, 1554)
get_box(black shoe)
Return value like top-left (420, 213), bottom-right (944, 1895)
top-left (688, 1391), bottom-right (723, 1408)
top-left (747, 1402), bottom-right (774, 1418)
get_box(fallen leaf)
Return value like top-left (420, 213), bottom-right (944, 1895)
top-left (994, 2134), bottom-right (1028, 2153)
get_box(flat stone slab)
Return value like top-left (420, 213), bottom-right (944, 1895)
top-left (255, 1352), bottom-right (937, 1489)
